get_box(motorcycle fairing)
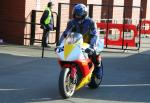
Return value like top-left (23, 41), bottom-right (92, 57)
top-left (58, 59), bottom-right (94, 90)
top-left (56, 43), bottom-right (89, 61)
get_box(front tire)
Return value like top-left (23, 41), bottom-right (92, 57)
top-left (59, 68), bottom-right (76, 99)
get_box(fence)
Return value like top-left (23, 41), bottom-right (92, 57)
top-left (23, 3), bottom-right (142, 51)
top-left (24, 10), bottom-right (59, 46)
top-left (57, 3), bottom-right (142, 50)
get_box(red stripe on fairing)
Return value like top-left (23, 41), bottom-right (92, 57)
top-left (58, 58), bottom-right (93, 77)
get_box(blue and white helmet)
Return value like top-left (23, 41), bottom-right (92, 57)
top-left (72, 4), bottom-right (88, 18)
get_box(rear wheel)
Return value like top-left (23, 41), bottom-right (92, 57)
top-left (59, 68), bottom-right (76, 99)
top-left (88, 61), bottom-right (103, 89)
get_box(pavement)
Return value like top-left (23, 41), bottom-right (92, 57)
top-left (0, 37), bottom-right (150, 103)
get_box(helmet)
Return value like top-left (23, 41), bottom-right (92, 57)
top-left (47, 2), bottom-right (53, 7)
top-left (72, 4), bottom-right (88, 19)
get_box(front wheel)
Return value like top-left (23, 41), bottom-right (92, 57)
top-left (59, 68), bottom-right (76, 99)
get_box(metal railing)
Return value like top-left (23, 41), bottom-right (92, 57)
top-left (24, 10), bottom-right (59, 46)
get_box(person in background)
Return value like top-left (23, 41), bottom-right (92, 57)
top-left (40, 1), bottom-right (53, 47)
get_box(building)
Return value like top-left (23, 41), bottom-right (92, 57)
top-left (0, 0), bottom-right (149, 45)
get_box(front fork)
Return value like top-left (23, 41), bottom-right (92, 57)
top-left (61, 64), bottom-right (77, 84)
top-left (70, 66), bottom-right (77, 79)
top-left (70, 65), bottom-right (77, 84)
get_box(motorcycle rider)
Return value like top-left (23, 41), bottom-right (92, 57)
top-left (59, 4), bottom-right (103, 81)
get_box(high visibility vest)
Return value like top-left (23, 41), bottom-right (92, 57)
top-left (44, 7), bottom-right (51, 25)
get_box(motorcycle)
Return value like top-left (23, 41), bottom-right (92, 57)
top-left (55, 32), bottom-right (104, 99)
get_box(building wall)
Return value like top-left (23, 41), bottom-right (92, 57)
top-left (132, 0), bottom-right (141, 25)
top-left (0, 0), bottom-right (70, 45)
top-left (24, 0), bottom-right (37, 45)
top-left (124, 0), bottom-right (133, 19)
top-left (24, 0), bottom-right (70, 45)
top-left (0, 0), bottom-right (25, 44)
top-left (101, 0), bottom-right (114, 21)
top-left (141, 0), bottom-right (147, 19)
top-left (0, 0), bottom-right (149, 45)
top-left (113, 0), bottom-right (124, 23)
top-left (146, 0), bottom-right (150, 20)
top-left (87, 0), bottom-right (102, 22)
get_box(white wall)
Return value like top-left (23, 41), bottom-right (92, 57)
top-left (146, 0), bottom-right (150, 20)
top-left (113, 0), bottom-right (124, 23)
top-left (132, 0), bottom-right (141, 25)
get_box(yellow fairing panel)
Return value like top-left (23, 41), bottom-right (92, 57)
top-left (64, 44), bottom-right (75, 60)
top-left (75, 65), bottom-right (94, 90)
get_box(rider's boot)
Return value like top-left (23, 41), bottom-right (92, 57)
top-left (93, 64), bottom-right (102, 79)
top-left (92, 55), bottom-right (102, 79)
top-left (85, 48), bottom-right (102, 79)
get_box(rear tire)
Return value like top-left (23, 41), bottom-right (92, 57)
top-left (59, 68), bottom-right (76, 99)
top-left (88, 61), bottom-right (103, 89)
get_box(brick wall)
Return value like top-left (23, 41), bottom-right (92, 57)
top-left (88, 0), bottom-right (102, 22)
top-left (132, 0), bottom-right (141, 25)
top-left (141, 0), bottom-right (147, 19)
top-left (24, 0), bottom-right (70, 45)
top-left (124, 0), bottom-right (133, 19)
top-left (0, 0), bottom-right (70, 45)
top-left (113, 0), bottom-right (124, 24)
top-left (0, 0), bottom-right (149, 45)
top-left (146, 0), bottom-right (150, 20)
top-left (24, 0), bottom-right (36, 45)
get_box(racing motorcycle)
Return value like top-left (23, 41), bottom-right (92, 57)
top-left (55, 32), bottom-right (104, 99)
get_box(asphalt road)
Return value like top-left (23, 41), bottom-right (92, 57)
top-left (0, 43), bottom-right (150, 103)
